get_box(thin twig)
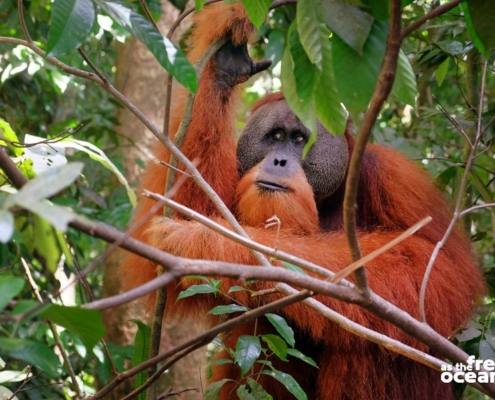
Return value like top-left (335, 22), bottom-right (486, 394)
top-left (342, 0), bottom-right (401, 292)
top-left (400, 0), bottom-right (462, 39)
top-left (148, 39), bottom-right (228, 379)
top-left (17, 0), bottom-right (32, 42)
top-left (2, 150), bottom-right (494, 396)
top-left (20, 258), bottom-right (82, 399)
top-left (418, 60), bottom-right (489, 322)
top-left (460, 202), bottom-right (495, 217)
top-left (332, 217), bottom-right (432, 283)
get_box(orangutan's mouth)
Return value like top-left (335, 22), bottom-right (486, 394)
top-left (256, 180), bottom-right (289, 192)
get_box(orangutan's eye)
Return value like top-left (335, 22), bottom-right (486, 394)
top-left (294, 133), bottom-right (306, 144)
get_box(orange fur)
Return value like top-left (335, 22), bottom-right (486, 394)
top-left (120, 4), bottom-right (485, 399)
top-left (235, 165), bottom-right (319, 234)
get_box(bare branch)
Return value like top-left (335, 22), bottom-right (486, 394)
top-left (400, 0), bottom-right (462, 40)
top-left (419, 60), bottom-right (489, 322)
top-left (20, 258), bottom-right (82, 399)
top-left (3, 149), bottom-right (494, 398)
top-left (332, 217), bottom-right (432, 284)
top-left (342, 0), bottom-right (401, 292)
top-left (460, 202), bottom-right (495, 217)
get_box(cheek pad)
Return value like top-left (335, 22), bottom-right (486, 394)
top-left (303, 135), bottom-right (349, 200)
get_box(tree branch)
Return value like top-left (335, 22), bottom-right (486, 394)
top-left (342, 0), bottom-right (401, 292)
top-left (419, 60), bottom-right (489, 322)
top-left (400, 0), bottom-right (462, 40)
top-left (2, 149), bottom-right (494, 396)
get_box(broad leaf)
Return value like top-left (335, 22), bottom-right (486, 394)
top-left (287, 348), bottom-right (318, 368)
top-left (332, 21), bottom-right (416, 118)
top-left (0, 275), bottom-right (24, 312)
top-left (287, 21), bottom-right (317, 103)
top-left (332, 21), bottom-right (386, 119)
top-left (5, 162), bottom-right (83, 209)
top-left (434, 57), bottom-right (450, 87)
top-left (241, 0), bottom-right (271, 28)
top-left (296, 1), bottom-right (323, 68)
top-left (462, 0), bottom-right (495, 56)
top-left (262, 334), bottom-right (288, 361)
top-left (24, 201), bottom-right (77, 233)
top-left (58, 137), bottom-right (136, 206)
top-left (132, 320), bottom-right (151, 399)
top-left (41, 304), bottom-right (105, 349)
top-left (209, 304), bottom-right (248, 315)
top-left (266, 313), bottom-right (295, 347)
top-left (319, 0), bottom-right (373, 54)
top-left (24, 134), bottom-right (136, 206)
top-left (177, 284), bottom-right (219, 300)
top-left (237, 379), bottom-right (273, 400)
top-left (262, 369), bottom-right (307, 400)
top-left (314, 32), bottom-right (348, 135)
top-left (98, 1), bottom-right (197, 92)
top-left (0, 119), bottom-right (22, 156)
top-left (0, 211), bottom-right (14, 243)
top-left (204, 378), bottom-right (232, 400)
top-left (0, 368), bottom-right (30, 384)
top-left (0, 338), bottom-right (60, 378)
top-left (281, 22), bottom-right (316, 133)
top-left (235, 335), bottom-right (261, 376)
top-left (47, 0), bottom-right (95, 56)
top-left (391, 50), bottom-right (417, 106)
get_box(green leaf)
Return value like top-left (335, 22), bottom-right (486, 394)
top-left (177, 284), bottom-right (219, 300)
top-left (281, 22), bottom-right (316, 133)
top-left (194, 0), bottom-right (205, 11)
top-left (288, 21), bottom-right (317, 102)
top-left (434, 57), bottom-right (450, 87)
top-left (314, 33), bottom-right (348, 135)
top-left (241, 0), bottom-right (271, 28)
top-left (265, 313), bottom-right (295, 347)
top-left (209, 304), bottom-right (248, 315)
top-left (296, 2), bottom-right (323, 67)
top-left (0, 275), bottom-right (24, 312)
top-left (391, 50), bottom-right (417, 106)
top-left (0, 119), bottom-right (22, 156)
top-left (332, 21), bottom-right (387, 119)
top-left (0, 338), bottom-right (60, 378)
top-left (132, 321), bottom-right (151, 399)
top-left (462, 0), bottom-right (495, 56)
top-left (47, 0), bottom-right (95, 56)
top-left (228, 285), bottom-right (249, 294)
top-left (0, 210), bottom-right (14, 243)
top-left (58, 137), bottom-right (136, 206)
top-left (480, 340), bottom-right (495, 361)
top-left (24, 201), bottom-right (77, 233)
top-left (5, 162), bottom-right (83, 209)
top-left (282, 262), bottom-right (306, 275)
top-left (237, 379), bottom-right (273, 400)
top-left (41, 304), bottom-right (105, 349)
top-left (287, 348), bottom-right (318, 368)
top-left (262, 369), bottom-right (307, 400)
top-left (319, 0), bottom-right (373, 54)
top-left (0, 368), bottom-right (30, 384)
top-left (11, 300), bottom-right (37, 316)
top-left (266, 30), bottom-right (285, 65)
top-left (98, 1), bottom-right (197, 92)
top-left (262, 334), bottom-right (288, 361)
top-left (204, 378), bottom-right (232, 400)
top-left (235, 335), bottom-right (261, 376)
top-left (32, 216), bottom-right (62, 272)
